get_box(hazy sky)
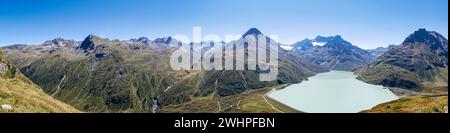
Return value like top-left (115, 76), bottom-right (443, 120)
top-left (0, 0), bottom-right (448, 49)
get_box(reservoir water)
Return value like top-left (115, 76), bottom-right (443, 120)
top-left (268, 71), bottom-right (399, 113)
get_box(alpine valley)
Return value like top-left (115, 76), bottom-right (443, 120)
top-left (0, 28), bottom-right (448, 113)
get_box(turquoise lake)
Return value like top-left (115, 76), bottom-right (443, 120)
top-left (268, 71), bottom-right (399, 113)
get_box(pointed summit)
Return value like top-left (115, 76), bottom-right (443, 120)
top-left (79, 34), bottom-right (106, 51)
top-left (85, 34), bottom-right (105, 42)
top-left (333, 35), bottom-right (343, 41)
top-left (242, 28), bottom-right (263, 38)
top-left (403, 28), bottom-right (447, 46)
top-left (404, 28), bottom-right (431, 43)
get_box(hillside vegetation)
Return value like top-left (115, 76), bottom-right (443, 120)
top-left (1, 50), bottom-right (79, 113)
top-left (2, 29), bottom-right (326, 112)
top-left (363, 95), bottom-right (448, 113)
top-left (160, 85), bottom-right (299, 113)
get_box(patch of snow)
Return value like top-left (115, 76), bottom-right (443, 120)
top-left (312, 42), bottom-right (327, 46)
top-left (280, 45), bottom-right (293, 50)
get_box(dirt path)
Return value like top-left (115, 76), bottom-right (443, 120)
top-left (263, 88), bottom-right (284, 113)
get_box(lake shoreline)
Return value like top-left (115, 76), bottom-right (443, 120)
top-left (268, 71), bottom-right (400, 113)
top-left (264, 93), bottom-right (304, 113)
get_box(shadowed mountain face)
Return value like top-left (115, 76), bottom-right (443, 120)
top-left (1, 28), bottom-right (326, 112)
top-left (291, 35), bottom-right (375, 71)
top-left (357, 29), bottom-right (448, 93)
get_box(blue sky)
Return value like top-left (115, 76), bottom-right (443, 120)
top-left (0, 0), bottom-right (448, 49)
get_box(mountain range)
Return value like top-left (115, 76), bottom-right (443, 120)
top-left (1, 28), bottom-right (447, 113)
top-left (289, 35), bottom-right (376, 71)
top-left (1, 28), bottom-right (326, 112)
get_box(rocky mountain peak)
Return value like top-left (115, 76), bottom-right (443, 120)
top-left (154, 36), bottom-right (173, 44)
top-left (86, 34), bottom-right (105, 41)
top-left (292, 39), bottom-right (314, 50)
top-left (242, 28), bottom-right (263, 38)
top-left (79, 34), bottom-right (106, 51)
top-left (292, 34), bottom-right (374, 71)
top-left (313, 35), bottom-right (345, 43)
top-left (333, 35), bottom-right (344, 41)
top-left (313, 35), bottom-right (331, 42)
top-left (43, 38), bottom-right (78, 47)
top-left (43, 37), bottom-right (64, 44)
top-left (137, 37), bottom-right (150, 43)
top-left (129, 37), bottom-right (151, 44)
top-left (292, 35), bottom-right (350, 50)
top-left (404, 28), bottom-right (447, 45)
top-left (403, 28), bottom-right (448, 55)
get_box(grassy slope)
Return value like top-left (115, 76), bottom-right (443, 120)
top-left (163, 87), bottom-right (448, 113)
top-left (160, 85), bottom-right (298, 113)
top-left (16, 45), bottom-right (177, 112)
top-left (0, 77), bottom-right (80, 113)
top-left (363, 95), bottom-right (448, 113)
top-left (0, 51), bottom-right (79, 113)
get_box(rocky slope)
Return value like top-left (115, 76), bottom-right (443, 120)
top-left (291, 35), bottom-right (375, 71)
top-left (0, 50), bottom-right (79, 113)
top-left (2, 28), bottom-right (326, 112)
top-left (357, 29), bottom-right (448, 93)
